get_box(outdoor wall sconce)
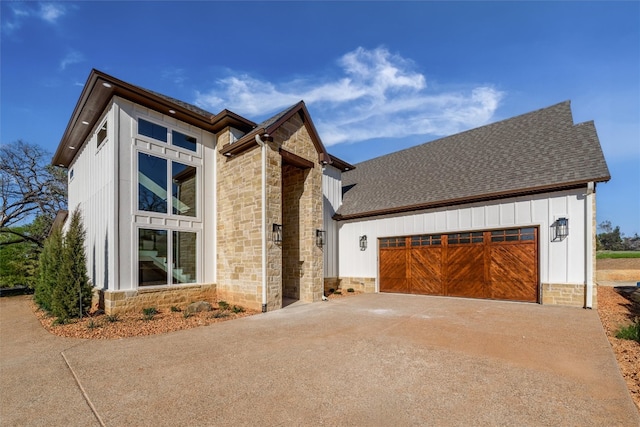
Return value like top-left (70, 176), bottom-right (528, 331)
top-left (272, 223), bottom-right (282, 244)
top-left (552, 217), bottom-right (569, 241)
top-left (316, 229), bottom-right (326, 247)
top-left (359, 235), bottom-right (367, 251)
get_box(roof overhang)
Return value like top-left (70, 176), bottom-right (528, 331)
top-left (334, 178), bottom-right (610, 222)
top-left (328, 154), bottom-right (355, 172)
top-left (53, 69), bottom-right (255, 168)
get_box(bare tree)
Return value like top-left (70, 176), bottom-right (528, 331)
top-left (0, 140), bottom-right (67, 247)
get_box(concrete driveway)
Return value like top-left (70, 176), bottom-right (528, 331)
top-left (1, 294), bottom-right (638, 426)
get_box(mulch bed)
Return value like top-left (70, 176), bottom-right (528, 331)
top-left (30, 300), bottom-right (258, 340)
top-left (597, 286), bottom-right (640, 411)
top-left (31, 290), bottom-right (362, 340)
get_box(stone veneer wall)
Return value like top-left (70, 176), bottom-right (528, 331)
top-left (102, 284), bottom-right (216, 315)
top-left (216, 129), bottom-right (264, 311)
top-left (335, 277), bottom-right (376, 293)
top-left (282, 164), bottom-right (306, 299)
top-left (215, 114), bottom-right (324, 312)
top-left (274, 114), bottom-right (324, 304)
top-left (265, 141), bottom-right (283, 311)
top-left (541, 283), bottom-right (596, 308)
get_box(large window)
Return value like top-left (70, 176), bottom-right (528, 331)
top-left (138, 153), bottom-right (197, 217)
top-left (136, 116), bottom-right (201, 288)
top-left (139, 228), bottom-right (197, 286)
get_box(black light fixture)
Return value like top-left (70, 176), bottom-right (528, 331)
top-left (272, 224), bottom-right (282, 244)
top-left (359, 235), bottom-right (367, 251)
top-left (552, 217), bottom-right (569, 241)
top-left (316, 229), bottom-right (326, 247)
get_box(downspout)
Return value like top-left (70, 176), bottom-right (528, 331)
top-left (585, 182), bottom-right (595, 309)
top-left (255, 134), bottom-right (268, 313)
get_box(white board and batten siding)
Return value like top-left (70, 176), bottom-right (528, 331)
top-left (322, 165), bottom-right (342, 278)
top-left (338, 188), bottom-right (590, 289)
top-left (69, 97), bottom-right (218, 293)
top-left (67, 103), bottom-right (116, 291)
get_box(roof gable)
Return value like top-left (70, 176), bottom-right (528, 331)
top-left (336, 101), bottom-right (610, 220)
top-left (219, 101), bottom-right (332, 165)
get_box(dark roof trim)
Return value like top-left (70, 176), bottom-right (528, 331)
top-left (328, 154), bottom-right (355, 172)
top-left (280, 148), bottom-right (314, 169)
top-left (333, 179), bottom-right (607, 222)
top-left (54, 69), bottom-right (255, 167)
top-left (219, 127), bottom-right (266, 158)
top-left (219, 101), bottom-right (332, 165)
top-left (210, 109), bottom-right (256, 133)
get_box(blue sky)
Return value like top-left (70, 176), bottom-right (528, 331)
top-left (1, 1), bottom-right (639, 235)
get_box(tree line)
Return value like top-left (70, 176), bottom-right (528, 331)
top-left (597, 221), bottom-right (640, 251)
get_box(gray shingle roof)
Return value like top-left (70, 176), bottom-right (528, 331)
top-left (256, 102), bottom-right (302, 130)
top-left (337, 101), bottom-right (610, 219)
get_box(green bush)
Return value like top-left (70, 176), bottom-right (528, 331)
top-left (52, 208), bottom-right (92, 321)
top-left (218, 300), bottom-right (229, 310)
top-left (34, 225), bottom-right (63, 312)
top-left (615, 318), bottom-right (640, 342)
top-left (232, 305), bottom-right (245, 314)
top-left (347, 288), bottom-right (355, 293)
top-left (142, 307), bottom-right (158, 321)
top-left (170, 305), bottom-right (182, 312)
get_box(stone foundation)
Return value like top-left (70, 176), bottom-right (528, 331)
top-left (325, 277), bottom-right (376, 294)
top-left (101, 284), bottom-right (216, 315)
top-left (541, 283), bottom-right (597, 309)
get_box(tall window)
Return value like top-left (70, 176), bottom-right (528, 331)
top-left (138, 153), bottom-right (197, 216)
top-left (138, 153), bottom-right (167, 213)
top-left (136, 116), bottom-right (201, 287)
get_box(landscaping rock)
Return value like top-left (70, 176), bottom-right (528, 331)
top-left (185, 301), bottom-right (212, 315)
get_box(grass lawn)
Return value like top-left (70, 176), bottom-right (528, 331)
top-left (596, 251), bottom-right (640, 259)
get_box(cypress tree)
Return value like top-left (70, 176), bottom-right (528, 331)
top-left (52, 208), bottom-right (92, 320)
top-left (35, 225), bottom-right (63, 312)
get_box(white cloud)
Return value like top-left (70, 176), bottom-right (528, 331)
top-left (194, 46), bottom-right (504, 146)
top-left (39, 3), bottom-right (66, 23)
top-left (59, 50), bottom-right (84, 71)
top-left (2, 2), bottom-right (67, 34)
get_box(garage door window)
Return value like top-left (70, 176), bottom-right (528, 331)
top-left (411, 234), bottom-right (442, 246)
top-left (491, 227), bottom-right (535, 242)
top-left (380, 237), bottom-right (406, 248)
top-left (447, 231), bottom-right (483, 244)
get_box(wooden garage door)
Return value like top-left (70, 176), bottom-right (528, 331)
top-left (379, 227), bottom-right (538, 302)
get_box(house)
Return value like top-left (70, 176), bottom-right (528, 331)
top-left (53, 69), bottom-right (610, 314)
